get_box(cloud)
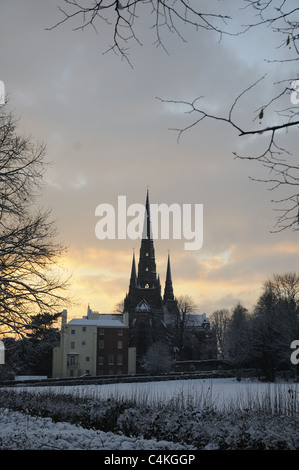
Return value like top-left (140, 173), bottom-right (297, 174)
top-left (1, 1), bottom-right (298, 319)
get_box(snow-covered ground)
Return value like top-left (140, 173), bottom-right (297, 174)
top-left (0, 408), bottom-right (193, 450)
top-left (1, 377), bottom-right (298, 450)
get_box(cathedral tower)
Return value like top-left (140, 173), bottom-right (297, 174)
top-left (124, 190), bottom-right (175, 362)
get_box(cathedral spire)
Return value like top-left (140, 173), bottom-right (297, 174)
top-left (142, 188), bottom-right (152, 240)
top-left (137, 190), bottom-right (157, 288)
top-left (164, 252), bottom-right (175, 302)
top-left (129, 250), bottom-right (137, 288)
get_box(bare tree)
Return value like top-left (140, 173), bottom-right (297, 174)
top-left (250, 273), bottom-right (299, 379)
top-left (49, 0), bottom-right (231, 67)
top-left (158, 1), bottom-right (299, 232)
top-left (170, 295), bottom-right (197, 356)
top-left (210, 308), bottom-right (230, 359)
top-left (144, 340), bottom-right (172, 374)
top-left (50, 2), bottom-right (299, 229)
top-left (0, 102), bottom-right (69, 336)
top-left (225, 303), bottom-right (251, 373)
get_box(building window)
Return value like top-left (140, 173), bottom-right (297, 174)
top-left (82, 327), bottom-right (86, 332)
top-left (70, 356), bottom-right (75, 366)
top-left (86, 356), bottom-right (90, 362)
top-left (108, 353), bottom-right (114, 365)
top-left (71, 329), bottom-right (75, 335)
top-left (68, 355), bottom-right (78, 367)
top-left (82, 341), bottom-right (86, 346)
top-left (99, 329), bottom-right (104, 335)
top-left (98, 356), bottom-right (104, 365)
top-left (71, 341), bottom-right (75, 349)
top-left (99, 340), bottom-right (104, 349)
top-left (118, 340), bottom-right (123, 349)
top-left (117, 353), bottom-right (123, 365)
top-left (118, 329), bottom-right (123, 336)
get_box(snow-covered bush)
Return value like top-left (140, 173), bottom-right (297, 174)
top-left (0, 381), bottom-right (298, 449)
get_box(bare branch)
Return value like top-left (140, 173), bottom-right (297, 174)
top-left (48, 1), bottom-right (232, 66)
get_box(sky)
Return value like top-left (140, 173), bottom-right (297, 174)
top-left (1, 0), bottom-right (299, 320)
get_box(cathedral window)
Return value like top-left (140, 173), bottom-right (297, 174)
top-left (108, 353), bottom-right (114, 365)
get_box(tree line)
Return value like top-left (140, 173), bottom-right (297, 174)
top-left (2, 273), bottom-right (299, 381)
top-left (210, 272), bottom-right (299, 381)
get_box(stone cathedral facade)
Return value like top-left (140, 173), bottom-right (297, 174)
top-left (123, 191), bottom-right (216, 369)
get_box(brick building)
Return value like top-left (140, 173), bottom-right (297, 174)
top-left (52, 308), bottom-right (136, 378)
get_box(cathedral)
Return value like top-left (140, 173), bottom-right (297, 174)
top-left (123, 191), bottom-right (216, 369)
top-left (52, 190), bottom-right (217, 378)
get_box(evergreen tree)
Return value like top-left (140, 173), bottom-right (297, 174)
top-left (226, 303), bottom-right (250, 371)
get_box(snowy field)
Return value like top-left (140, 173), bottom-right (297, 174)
top-left (1, 377), bottom-right (298, 450)
top-left (9, 377), bottom-right (299, 410)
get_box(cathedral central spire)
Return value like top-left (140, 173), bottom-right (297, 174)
top-left (137, 190), bottom-right (157, 288)
top-left (142, 189), bottom-right (152, 241)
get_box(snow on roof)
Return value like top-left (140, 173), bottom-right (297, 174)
top-left (68, 317), bottom-right (127, 328)
top-left (135, 299), bottom-right (151, 312)
top-left (187, 313), bottom-right (209, 326)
